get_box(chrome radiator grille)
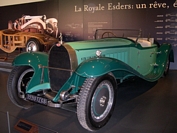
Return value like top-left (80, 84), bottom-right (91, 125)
top-left (48, 45), bottom-right (71, 91)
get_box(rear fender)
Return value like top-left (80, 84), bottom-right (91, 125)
top-left (12, 52), bottom-right (49, 92)
top-left (160, 43), bottom-right (174, 62)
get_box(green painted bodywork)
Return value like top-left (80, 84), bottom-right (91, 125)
top-left (12, 52), bottom-right (49, 91)
top-left (75, 43), bottom-right (172, 82)
top-left (12, 37), bottom-right (174, 102)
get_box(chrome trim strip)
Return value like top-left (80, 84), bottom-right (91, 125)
top-left (63, 44), bottom-right (78, 71)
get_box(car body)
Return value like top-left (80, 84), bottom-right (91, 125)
top-left (8, 15), bottom-right (58, 38)
top-left (0, 15), bottom-right (58, 53)
top-left (7, 29), bottom-right (174, 131)
top-left (0, 29), bottom-right (58, 53)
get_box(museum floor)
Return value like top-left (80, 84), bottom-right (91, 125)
top-left (0, 51), bottom-right (177, 133)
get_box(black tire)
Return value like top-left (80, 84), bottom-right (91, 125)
top-left (26, 38), bottom-right (43, 52)
top-left (164, 57), bottom-right (170, 76)
top-left (77, 74), bottom-right (117, 131)
top-left (7, 66), bottom-right (34, 109)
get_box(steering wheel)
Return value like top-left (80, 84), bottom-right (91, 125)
top-left (101, 31), bottom-right (117, 38)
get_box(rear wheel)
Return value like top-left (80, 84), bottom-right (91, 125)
top-left (77, 74), bottom-right (117, 131)
top-left (26, 38), bottom-right (43, 52)
top-left (7, 66), bottom-right (34, 109)
top-left (164, 57), bottom-right (170, 76)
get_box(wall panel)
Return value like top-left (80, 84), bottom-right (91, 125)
top-left (0, 0), bottom-right (177, 69)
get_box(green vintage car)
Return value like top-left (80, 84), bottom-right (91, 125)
top-left (7, 29), bottom-right (174, 131)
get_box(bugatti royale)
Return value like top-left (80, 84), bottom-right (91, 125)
top-left (7, 29), bottom-right (174, 131)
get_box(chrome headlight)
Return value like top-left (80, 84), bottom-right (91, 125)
top-left (96, 50), bottom-right (102, 57)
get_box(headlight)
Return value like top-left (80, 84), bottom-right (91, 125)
top-left (96, 50), bottom-right (102, 57)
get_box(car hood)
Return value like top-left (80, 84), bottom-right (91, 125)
top-left (66, 38), bottom-right (134, 50)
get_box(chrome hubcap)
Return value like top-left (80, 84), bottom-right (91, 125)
top-left (100, 96), bottom-right (107, 107)
top-left (27, 41), bottom-right (37, 51)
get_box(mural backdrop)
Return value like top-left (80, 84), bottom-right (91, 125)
top-left (0, 0), bottom-right (177, 69)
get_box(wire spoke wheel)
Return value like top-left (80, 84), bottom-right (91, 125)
top-left (26, 38), bottom-right (43, 52)
top-left (7, 66), bottom-right (34, 109)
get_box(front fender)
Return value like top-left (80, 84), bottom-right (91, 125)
top-left (13, 52), bottom-right (48, 68)
top-left (12, 52), bottom-right (49, 91)
top-left (75, 57), bottom-right (140, 79)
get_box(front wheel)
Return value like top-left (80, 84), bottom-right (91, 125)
top-left (7, 66), bottom-right (34, 109)
top-left (77, 74), bottom-right (117, 131)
